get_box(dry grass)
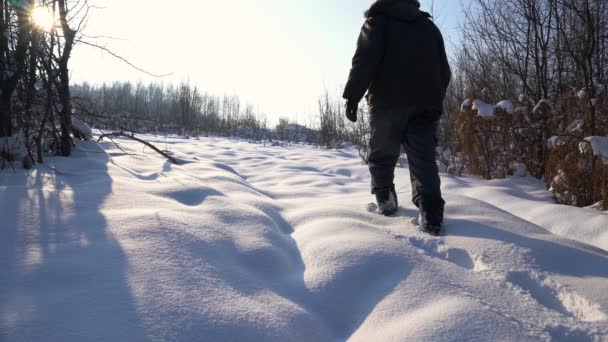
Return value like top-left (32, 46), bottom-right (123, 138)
top-left (449, 92), bottom-right (607, 209)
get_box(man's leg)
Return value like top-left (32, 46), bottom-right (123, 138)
top-left (402, 112), bottom-right (445, 224)
top-left (368, 112), bottom-right (404, 193)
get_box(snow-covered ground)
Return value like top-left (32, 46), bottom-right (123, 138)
top-left (1, 135), bottom-right (607, 341)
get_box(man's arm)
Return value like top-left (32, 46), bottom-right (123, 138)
top-left (437, 28), bottom-right (451, 98)
top-left (343, 16), bottom-right (388, 104)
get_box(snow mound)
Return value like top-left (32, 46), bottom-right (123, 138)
top-left (461, 98), bottom-right (472, 111)
top-left (71, 116), bottom-right (93, 140)
top-left (471, 99), bottom-right (514, 117)
top-left (548, 135), bottom-right (568, 148)
top-left (567, 119), bottom-right (585, 133)
top-left (496, 100), bottom-right (514, 113)
top-left (472, 100), bottom-right (495, 117)
top-left (1, 136), bottom-right (607, 341)
top-left (519, 94), bottom-right (527, 103)
top-left (578, 89), bottom-right (587, 100)
top-left (583, 136), bottom-right (608, 165)
top-left (34, 80), bottom-right (44, 91)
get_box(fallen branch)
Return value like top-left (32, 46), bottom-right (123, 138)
top-left (98, 131), bottom-right (178, 164)
top-left (98, 132), bottom-right (144, 161)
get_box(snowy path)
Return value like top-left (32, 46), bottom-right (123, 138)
top-left (1, 136), bottom-right (607, 341)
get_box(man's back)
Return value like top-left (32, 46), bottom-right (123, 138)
top-left (343, 0), bottom-right (451, 113)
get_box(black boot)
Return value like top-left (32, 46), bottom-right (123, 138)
top-left (418, 201), bottom-right (444, 236)
top-left (375, 185), bottom-right (398, 216)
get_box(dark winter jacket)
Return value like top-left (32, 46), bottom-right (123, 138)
top-left (343, 0), bottom-right (451, 113)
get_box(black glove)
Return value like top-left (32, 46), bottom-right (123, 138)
top-left (346, 100), bottom-right (358, 123)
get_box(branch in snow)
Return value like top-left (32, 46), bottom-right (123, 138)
top-left (97, 131), bottom-right (178, 164)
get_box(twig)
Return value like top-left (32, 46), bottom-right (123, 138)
top-left (80, 33), bottom-right (127, 41)
top-left (75, 40), bottom-right (173, 78)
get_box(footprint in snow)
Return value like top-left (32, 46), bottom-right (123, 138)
top-left (505, 271), bottom-right (608, 322)
top-left (407, 236), bottom-right (475, 270)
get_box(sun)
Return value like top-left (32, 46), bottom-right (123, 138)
top-left (31, 6), bottom-right (55, 32)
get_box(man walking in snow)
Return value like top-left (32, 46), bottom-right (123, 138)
top-left (343, 0), bottom-right (451, 235)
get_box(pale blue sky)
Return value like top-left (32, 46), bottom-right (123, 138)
top-left (71, 0), bottom-right (468, 122)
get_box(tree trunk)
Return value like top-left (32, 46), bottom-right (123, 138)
top-left (0, 99), bottom-right (12, 137)
top-left (0, 1), bottom-right (32, 137)
top-left (57, 0), bottom-right (75, 156)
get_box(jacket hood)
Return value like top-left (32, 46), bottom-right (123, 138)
top-left (365, 0), bottom-right (430, 21)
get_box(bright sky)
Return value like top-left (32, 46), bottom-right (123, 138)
top-left (71, 0), bottom-right (467, 123)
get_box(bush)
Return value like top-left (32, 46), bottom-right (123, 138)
top-left (446, 91), bottom-right (607, 210)
top-left (546, 136), bottom-right (608, 209)
top-left (449, 99), bottom-right (537, 179)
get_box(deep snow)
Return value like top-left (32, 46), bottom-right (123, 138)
top-left (1, 135), bottom-right (607, 341)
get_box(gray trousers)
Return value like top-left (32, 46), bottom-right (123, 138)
top-left (368, 109), bottom-right (445, 210)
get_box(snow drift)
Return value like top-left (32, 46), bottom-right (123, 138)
top-left (1, 136), bottom-right (607, 341)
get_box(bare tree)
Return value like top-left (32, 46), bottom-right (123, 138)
top-left (0, 0), bottom-right (32, 137)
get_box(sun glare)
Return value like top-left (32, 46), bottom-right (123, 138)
top-left (31, 6), bottom-right (55, 32)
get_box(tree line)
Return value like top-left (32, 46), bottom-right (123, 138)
top-left (72, 81), bottom-right (269, 141)
top-left (72, 81), bottom-right (371, 158)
